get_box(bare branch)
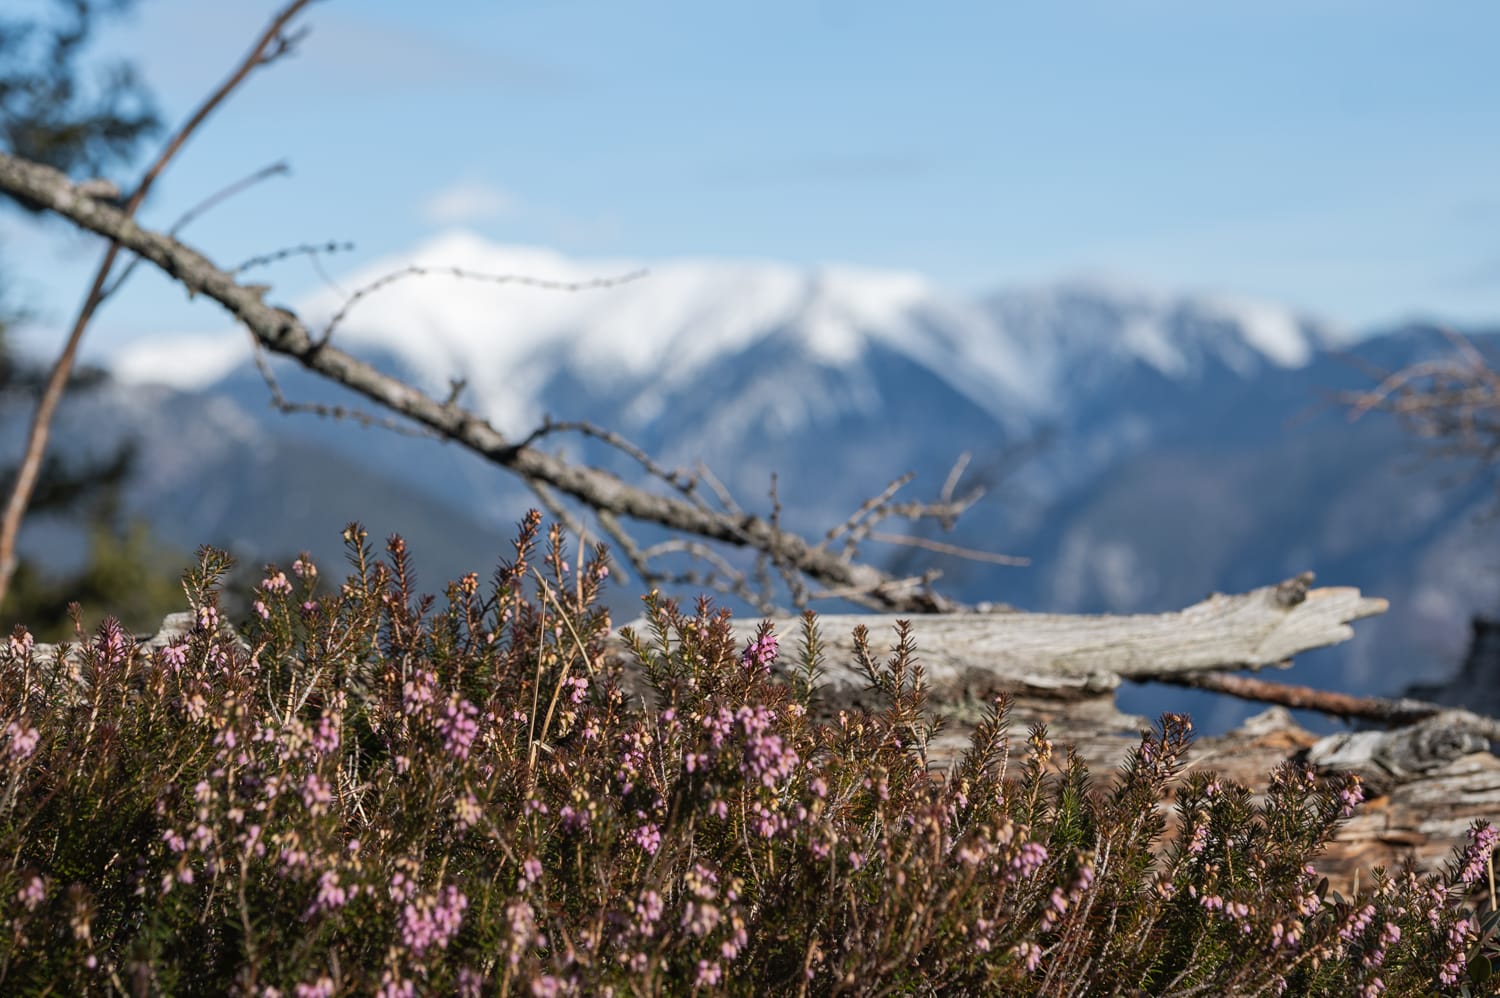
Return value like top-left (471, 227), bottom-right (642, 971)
top-left (1344, 330), bottom-right (1500, 465)
top-left (865, 530), bottom-right (1029, 567)
top-left (508, 417), bottom-right (707, 509)
top-left (1157, 669), bottom-right (1500, 736)
top-left (694, 461), bottom-right (743, 516)
top-left (938, 451), bottom-right (970, 505)
top-left (319, 264), bottom-right (648, 346)
top-left (249, 340), bottom-right (437, 438)
top-left (820, 473), bottom-right (914, 550)
top-left (0, 151), bottom-right (969, 612)
top-left (234, 239), bottom-right (354, 277)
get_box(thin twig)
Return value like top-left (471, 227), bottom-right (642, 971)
top-left (234, 239), bottom-right (354, 277)
top-left (525, 480), bottom-right (591, 556)
top-left (694, 462), bottom-right (743, 516)
top-left (250, 338), bottom-right (436, 438)
top-left (318, 265), bottom-right (648, 346)
top-left (507, 418), bottom-right (708, 510)
top-left (865, 531), bottom-right (1029, 566)
top-left (100, 160), bottom-right (291, 302)
top-left (821, 473), bottom-right (915, 550)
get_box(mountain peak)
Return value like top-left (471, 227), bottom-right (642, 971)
top-left (111, 235), bottom-right (1337, 430)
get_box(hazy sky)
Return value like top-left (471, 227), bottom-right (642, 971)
top-left (5, 0), bottom-right (1500, 353)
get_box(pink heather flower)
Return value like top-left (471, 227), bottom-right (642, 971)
top-left (439, 698), bottom-right (480, 760)
top-left (633, 890), bottom-right (664, 930)
top-left (1013, 940), bottom-right (1043, 973)
top-left (7, 628), bottom-right (33, 659)
top-left (741, 629), bottom-right (778, 674)
top-left (559, 805), bottom-right (590, 832)
top-left (1007, 841), bottom-right (1048, 882)
top-left (253, 600), bottom-right (270, 620)
top-left (17, 875), bottom-right (44, 911)
top-left (161, 642), bottom-right (189, 672)
top-left (292, 557), bottom-right (316, 579)
top-left (242, 824), bottom-right (265, 857)
top-left (400, 885), bottom-right (469, 956)
top-left (4, 721), bottom-right (39, 761)
top-left (750, 800), bottom-right (786, 839)
top-left (95, 619), bottom-right (129, 665)
top-left (1441, 916), bottom-right (1476, 984)
top-left (681, 901), bottom-right (723, 938)
top-left (456, 968), bottom-right (484, 998)
top-left (631, 822), bottom-right (662, 856)
top-left (196, 605), bottom-right (219, 632)
top-left (530, 977), bottom-right (566, 998)
top-left (1339, 904), bottom-right (1376, 944)
top-left (505, 899), bottom-right (544, 966)
top-left (310, 714), bottom-right (340, 756)
top-left (293, 977), bottom-right (335, 998)
top-left (1456, 822), bottom-right (1498, 887)
top-left (519, 856), bottom-right (543, 890)
top-left (301, 773), bottom-right (333, 815)
top-left (402, 670), bottom-right (438, 716)
top-left (738, 705), bottom-right (799, 788)
top-left (375, 976), bottom-right (415, 998)
top-left (305, 870), bottom-right (350, 920)
top-left (1269, 919), bottom-right (1304, 951)
top-left (388, 871), bottom-right (416, 903)
top-left (454, 792), bottom-right (482, 831)
top-left (261, 571), bottom-right (293, 595)
top-left (1337, 777), bottom-right (1365, 818)
top-left (695, 961), bottom-right (723, 988)
top-left (565, 675), bottom-right (589, 704)
top-left (721, 924), bottom-right (748, 960)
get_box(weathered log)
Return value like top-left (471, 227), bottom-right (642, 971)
top-left (662, 572), bottom-right (1389, 701)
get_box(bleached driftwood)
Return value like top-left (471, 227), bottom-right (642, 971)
top-left (685, 572), bottom-right (1388, 702)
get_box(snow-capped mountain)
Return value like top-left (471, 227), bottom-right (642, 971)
top-left (85, 234), bottom-right (1500, 731)
top-left (115, 232), bottom-right (1337, 434)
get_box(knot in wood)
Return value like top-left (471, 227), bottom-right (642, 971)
top-left (1274, 572), bottom-right (1315, 608)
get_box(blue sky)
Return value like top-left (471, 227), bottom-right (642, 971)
top-left (6, 0), bottom-right (1500, 353)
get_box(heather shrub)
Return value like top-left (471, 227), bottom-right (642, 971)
top-left (0, 512), bottom-right (1495, 995)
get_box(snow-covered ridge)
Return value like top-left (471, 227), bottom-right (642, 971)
top-left (111, 231), bottom-right (1332, 429)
